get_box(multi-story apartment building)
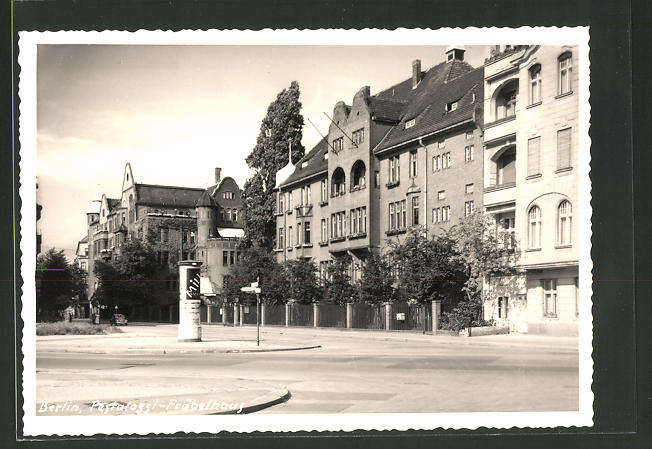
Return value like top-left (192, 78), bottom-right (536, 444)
top-left (274, 47), bottom-right (484, 283)
top-left (481, 45), bottom-right (579, 335)
top-left (85, 163), bottom-right (243, 321)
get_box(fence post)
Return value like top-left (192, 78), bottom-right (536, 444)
top-left (285, 303), bottom-right (290, 327)
top-left (233, 303), bottom-right (239, 326)
top-left (432, 300), bottom-right (441, 333)
top-left (346, 303), bottom-right (353, 329)
top-left (239, 304), bottom-right (244, 326)
top-left (207, 305), bottom-right (212, 324)
top-left (261, 303), bottom-right (266, 326)
top-left (385, 302), bottom-right (392, 331)
top-left (313, 302), bottom-right (320, 327)
top-left (222, 302), bottom-right (227, 326)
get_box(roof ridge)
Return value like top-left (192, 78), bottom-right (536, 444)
top-left (136, 183), bottom-right (205, 191)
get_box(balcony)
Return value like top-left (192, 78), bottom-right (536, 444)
top-left (484, 114), bottom-right (517, 143)
top-left (483, 182), bottom-right (516, 207)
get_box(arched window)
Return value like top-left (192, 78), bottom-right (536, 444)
top-left (495, 79), bottom-right (518, 120)
top-left (528, 206), bottom-right (541, 249)
top-left (331, 167), bottom-right (346, 197)
top-left (351, 160), bottom-right (366, 190)
top-left (558, 200), bottom-right (572, 246)
top-left (529, 64), bottom-right (542, 105)
top-left (496, 146), bottom-right (516, 185)
top-left (558, 52), bottom-right (573, 95)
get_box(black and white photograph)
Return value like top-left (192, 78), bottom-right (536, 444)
top-left (19, 28), bottom-right (593, 435)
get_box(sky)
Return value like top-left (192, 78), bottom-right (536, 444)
top-left (36, 44), bottom-right (490, 260)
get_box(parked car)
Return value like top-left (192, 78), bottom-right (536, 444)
top-left (110, 313), bottom-right (128, 326)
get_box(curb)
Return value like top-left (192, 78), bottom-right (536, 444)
top-left (211, 389), bottom-right (291, 415)
top-left (36, 345), bottom-right (322, 356)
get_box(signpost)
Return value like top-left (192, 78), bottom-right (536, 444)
top-left (240, 279), bottom-right (261, 346)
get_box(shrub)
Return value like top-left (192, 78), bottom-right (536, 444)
top-left (36, 321), bottom-right (123, 336)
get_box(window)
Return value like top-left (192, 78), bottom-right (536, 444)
top-left (443, 205), bottom-right (450, 222)
top-left (495, 79), bottom-right (518, 119)
top-left (223, 250), bottom-right (229, 265)
top-left (445, 100), bottom-right (458, 112)
top-left (321, 219), bottom-right (327, 242)
top-left (409, 150), bottom-right (418, 178)
top-left (352, 128), bottom-right (365, 145)
top-left (498, 297), bottom-right (509, 318)
top-left (557, 128), bottom-right (572, 170)
top-left (389, 203), bottom-right (396, 230)
top-left (160, 228), bottom-right (168, 243)
top-left (223, 191), bottom-right (235, 200)
top-left (401, 200), bottom-right (407, 228)
top-left (499, 214), bottom-right (516, 249)
top-left (432, 206), bottom-right (450, 223)
top-left (297, 223), bottom-right (301, 245)
top-left (442, 152), bottom-right (451, 169)
top-left (389, 156), bottom-right (400, 183)
top-left (432, 155), bottom-right (441, 172)
top-left (464, 200), bottom-right (475, 217)
top-left (361, 207), bottom-right (367, 233)
top-left (288, 226), bottom-right (293, 247)
top-left (438, 140), bottom-right (445, 150)
top-left (190, 231), bottom-right (195, 244)
top-left (80, 261), bottom-right (86, 270)
top-left (405, 119), bottom-right (415, 129)
top-left (374, 171), bottom-right (380, 188)
top-left (558, 52), bottom-right (573, 95)
top-left (464, 145), bottom-right (475, 163)
top-left (496, 147), bottom-right (516, 185)
top-left (332, 137), bottom-right (344, 152)
top-left (306, 185), bottom-right (311, 205)
top-left (304, 222), bottom-right (311, 244)
top-left (412, 197), bottom-right (419, 225)
top-left (320, 179), bottom-right (328, 202)
top-left (527, 137), bottom-right (541, 176)
top-left (300, 186), bottom-right (306, 205)
top-left (466, 131), bottom-right (474, 140)
top-left (278, 228), bottom-right (284, 249)
top-left (558, 200), bottom-right (572, 246)
top-left (351, 209), bottom-right (358, 235)
top-left (388, 202), bottom-right (405, 231)
top-left (438, 190), bottom-right (446, 200)
top-left (351, 160), bottom-right (366, 189)
top-left (529, 64), bottom-right (542, 105)
top-left (288, 191), bottom-right (293, 209)
top-left (543, 279), bottom-right (557, 317)
top-left (465, 183), bottom-right (474, 194)
top-left (232, 209), bottom-right (237, 222)
top-left (278, 192), bottom-right (285, 213)
top-left (528, 206), bottom-right (542, 249)
top-left (226, 208), bottom-right (232, 221)
top-left (230, 251), bottom-right (235, 265)
top-left (331, 167), bottom-right (346, 197)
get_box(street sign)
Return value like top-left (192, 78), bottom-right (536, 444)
top-left (240, 286), bottom-right (262, 294)
top-left (251, 281), bottom-right (259, 288)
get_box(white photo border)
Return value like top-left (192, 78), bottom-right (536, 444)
top-left (18, 27), bottom-right (592, 436)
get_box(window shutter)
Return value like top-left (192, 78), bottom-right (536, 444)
top-left (557, 128), bottom-right (572, 169)
top-left (527, 137), bottom-right (541, 176)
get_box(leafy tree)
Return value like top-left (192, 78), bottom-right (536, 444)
top-left (387, 227), bottom-right (465, 307)
top-left (324, 255), bottom-right (357, 305)
top-left (358, 251), bottom-right (395, 305)
top-left (222, 247), bottom-right (285, 305)
top-left (36, 249), bottom-right (77, 320)
top-left (284, 258), bottom-right (320, 305)
top-left (241, 81), bottom-right (305, 249)
top-left (93, 239), bottom-right (162, 312)
top-left (443, 212), bottom-right (521, 330)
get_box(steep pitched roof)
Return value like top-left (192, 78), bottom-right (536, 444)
top-left (374, 63), bottom-right (483, 153)
top-left (78, 235), bottom-right (88, 244)
top-left (107, 198), bottom-right (121, 211)
top-left (134, 184), bottom-right (205, 208)
top-left (278, 137), bottom-right (329, 188)
top-left (368, 97), bottom-right (408, 123)
top-left (196, 189), bottom-right (218, 208)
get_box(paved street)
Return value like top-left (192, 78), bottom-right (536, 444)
top-left (36, 324), bottom-right (579, 413)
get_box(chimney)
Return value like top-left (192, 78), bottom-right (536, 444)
top-left (445, 46), bottom-right (466, 62)
top-left (412, 59), bottom-right (421, 89)
top-left (214, 167), bottom-right (222, 184)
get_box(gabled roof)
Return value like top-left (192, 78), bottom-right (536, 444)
top-left (107, 198), bottom-right (121, 211)
top-left (134, 184), bottom-right (205, 208)
top-left (78, 235), bottom-right (88, 244)
top-left (368, 97), bottom-right (408, 123)
top-left (278, 137), bottom-right (329, 188)
top-left (374, 62), bottom-right (483, 153)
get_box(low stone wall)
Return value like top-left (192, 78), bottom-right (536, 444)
top-left (459, 325), bottom-right (510, 337)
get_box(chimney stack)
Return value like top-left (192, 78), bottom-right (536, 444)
top-left (412, 59), bottom-right (422, 89)
top-left (214, 167), bottom-right (222, 184)
top-left (445, 46), bottom-right (466, 62)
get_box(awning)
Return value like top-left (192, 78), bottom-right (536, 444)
top-left (216, 227), bottom-right (245, 238)
top-left (200, 276), bottom-right (216, 296)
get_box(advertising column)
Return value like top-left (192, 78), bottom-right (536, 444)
top-left (178, 260), bottom-right (202, 342)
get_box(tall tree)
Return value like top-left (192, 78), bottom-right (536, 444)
top-left (443, 212), bottom-right (521, 329)
top-left (241, 81), bottom-right (305, 249)
top-left (36, 249), bottom-right (76, 320)
top-left (284, 258), bottom-right (320, 305)
top-left (324, 255), bottom-right (357, 305)
top-left (222, 247), bottom-right (286, 305)
top-left (358, 252), bottom-right (395, 305)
